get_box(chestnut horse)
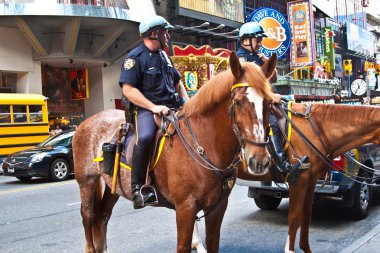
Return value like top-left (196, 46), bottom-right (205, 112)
top-left (236, 102), bottom-right (380, 253)
top-left (73, 52), bottom-right (276, 253)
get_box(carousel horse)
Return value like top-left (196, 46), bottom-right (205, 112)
top-left (233, 101), bottom-right (380, 253)
top-left (73, 52), bottom-right (276, 253)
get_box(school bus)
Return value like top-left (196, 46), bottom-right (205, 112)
top-left (0, 93), bottom-right (50, 160)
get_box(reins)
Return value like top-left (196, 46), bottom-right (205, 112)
top-left (278, 102), bottom-right (380, 186)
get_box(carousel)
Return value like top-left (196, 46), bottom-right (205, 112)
top-left (171, 45), bottom-right (231, 97)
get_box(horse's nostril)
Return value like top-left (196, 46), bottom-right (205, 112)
top-left (248, 157), bottom-right (257, 169)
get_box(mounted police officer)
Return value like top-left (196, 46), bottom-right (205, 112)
top-left (237, 22), bottom-right (309, 183)
top-left (119, 15), bottom-right (188, 209)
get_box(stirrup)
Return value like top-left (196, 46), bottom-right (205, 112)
top-left (294, 156), bottom-right (311, 170)
top-left (140, 185), bottom-right (159, 206)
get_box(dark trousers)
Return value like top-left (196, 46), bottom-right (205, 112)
top-left (131, 108), bottom-right (157, 189)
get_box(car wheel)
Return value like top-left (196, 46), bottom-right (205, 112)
top-left (349, 170), bottom-right (371, 220)
top-left (254, 195), bottom-right (282, 210)
top-left (16, 176), bottom-right (32, 182)
top-left (50, 158), bottom-right (70, 182)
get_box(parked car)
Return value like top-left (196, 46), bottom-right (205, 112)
top-left (2, 130), bottom-right (75, 182)
top-left (237, 144), bottom-right (380, 220)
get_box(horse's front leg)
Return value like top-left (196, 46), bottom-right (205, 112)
top-left (299, 182), bottom-right (317, 253)
top-left (176, 202), bottom-right (198, 253)
top-left (93, 183), bottom-right (120, 253)
top-left (204, 199), bottom-right (228, 253)
top-left (286, 183), bottom-right (308, 253)
top-left (192, 221), bottom-right (207, 253)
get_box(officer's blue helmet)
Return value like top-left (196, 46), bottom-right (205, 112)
top-left (139, 15), bottom-right (175, 37)
top-left (239, 22), bottom-right (267, 39)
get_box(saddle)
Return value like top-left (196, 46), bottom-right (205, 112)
top-left (95, 113), bottom-right (177, 208)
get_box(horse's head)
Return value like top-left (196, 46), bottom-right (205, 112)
top-left (229, 52), bottom-right (276, 175)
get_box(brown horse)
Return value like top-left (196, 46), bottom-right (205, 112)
top-left (237, 102), bottom-right (380, 253)
top-left (73, 52), bottom-right (276, 253)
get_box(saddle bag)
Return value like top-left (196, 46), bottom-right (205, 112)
top-left (102, 142), bottom-right (116, 175)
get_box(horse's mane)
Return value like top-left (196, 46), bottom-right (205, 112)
top-left (183, 62), bottom-right (273, 116)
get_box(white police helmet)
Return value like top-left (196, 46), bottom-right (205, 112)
top-left (139, 15), bottom-right (175, 37)
top-left (239, 22), bottom-right (267, 39)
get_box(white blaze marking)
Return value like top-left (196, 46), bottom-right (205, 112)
top-left (246, 87), bottom-right (265, 141)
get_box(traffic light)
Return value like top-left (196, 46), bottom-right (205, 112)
top-left (323, 61), bottom-right (331, 74)
top-left (344, 59), bottom-right (352, 76)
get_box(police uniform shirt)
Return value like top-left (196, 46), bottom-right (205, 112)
top-left (236, 46), bottom-right (264, 66)
top-left (119, 43), bottom-right (181, 104)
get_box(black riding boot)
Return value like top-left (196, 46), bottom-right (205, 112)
top-left (131, 145), bottom-right (157, 209)
top-left (269, 134), bottom-right (309, 184)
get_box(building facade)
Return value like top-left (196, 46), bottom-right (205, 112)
top-left (0, 0), bottom-right (379, 128)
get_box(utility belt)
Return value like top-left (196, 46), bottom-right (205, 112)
top-left (122, 93), bottom-right (180, 124)
top-left (154, 93), bottom-right (180, 109)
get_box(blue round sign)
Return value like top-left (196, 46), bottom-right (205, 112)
top-left (248, 8), bottom-right (291, 59)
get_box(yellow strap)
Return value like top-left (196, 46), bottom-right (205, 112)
top-left (93, 151), bottom-right (104, 162)
top-left (120, 162), bottom-right (131, 170)
top-left (149, 135), bottom-right (167, 171)
top-left (231, 83), bottom-right (250, 91)
top-left (284, 101), bottom-right (292, 151)
top-left (93, 153), bottom-right (131, 171)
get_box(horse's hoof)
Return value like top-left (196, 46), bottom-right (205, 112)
top-left (191, 243), bottom-right (207, 253)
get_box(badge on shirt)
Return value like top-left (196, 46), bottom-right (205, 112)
top-left (238, 57), bottom-right (247, 63)
top-left (124, 58), bottom-right (135, 70)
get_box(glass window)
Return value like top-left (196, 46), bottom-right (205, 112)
top-left (29, 105), bottom-right (43, 122)
top-left (0, 105), bottom-right (11, 124)
top-left (13, 105), bottom-right (27, 123)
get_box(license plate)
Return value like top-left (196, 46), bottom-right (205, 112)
top-left (8, 167), bottom-right (14, 173)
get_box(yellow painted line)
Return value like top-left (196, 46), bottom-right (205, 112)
top-left (16, 17), bottom-right (47, 56)
top-left (0, 180), bottom-right (76, 196)
top-left (67, 17), bottom-right (79, 55)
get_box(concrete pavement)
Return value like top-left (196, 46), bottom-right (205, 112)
top-left (340, 223), bottom-right (380, 253)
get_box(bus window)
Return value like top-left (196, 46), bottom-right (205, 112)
top-left (29, 105), bottom-right (43, 122)
top-left (0, 105), bottom-right (10, 124)
top-left (13, 105), bottom-right (27, 123)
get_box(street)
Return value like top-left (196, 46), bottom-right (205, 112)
top-left (1, 175), bottom-right (380, 253)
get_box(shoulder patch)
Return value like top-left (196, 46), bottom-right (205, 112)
top-left (124, 58), bottom-right (136, 70)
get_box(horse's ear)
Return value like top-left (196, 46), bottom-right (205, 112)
top-left (229, 51), bottom-right (243, 79)
top-left (261, 53), bottom-right (277, 79)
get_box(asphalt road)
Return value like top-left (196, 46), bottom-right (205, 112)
top-left (1, 175), bottom-right (380, 253)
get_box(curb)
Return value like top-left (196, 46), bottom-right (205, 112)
top-left (340, 223), bottom-right (380, 253)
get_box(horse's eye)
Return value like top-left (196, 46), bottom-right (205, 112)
top-left (234, 99), bottom-right (242, 107)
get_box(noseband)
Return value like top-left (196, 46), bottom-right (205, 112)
top-left (230, 83), bottom-right (269, 147)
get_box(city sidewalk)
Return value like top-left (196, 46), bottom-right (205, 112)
top-left (340, 223), bottom-right (380, 253)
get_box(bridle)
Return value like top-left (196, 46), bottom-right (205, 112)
top-left (229, 83), bottom-right (269, 148)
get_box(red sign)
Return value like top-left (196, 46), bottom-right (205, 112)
top-left (70, 68), bottom-right (89, 100)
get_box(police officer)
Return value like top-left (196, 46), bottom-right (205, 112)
top-left (119, 15), bottom-right (188, 209)
top-left (237, 22), bottom-right (308, 183)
